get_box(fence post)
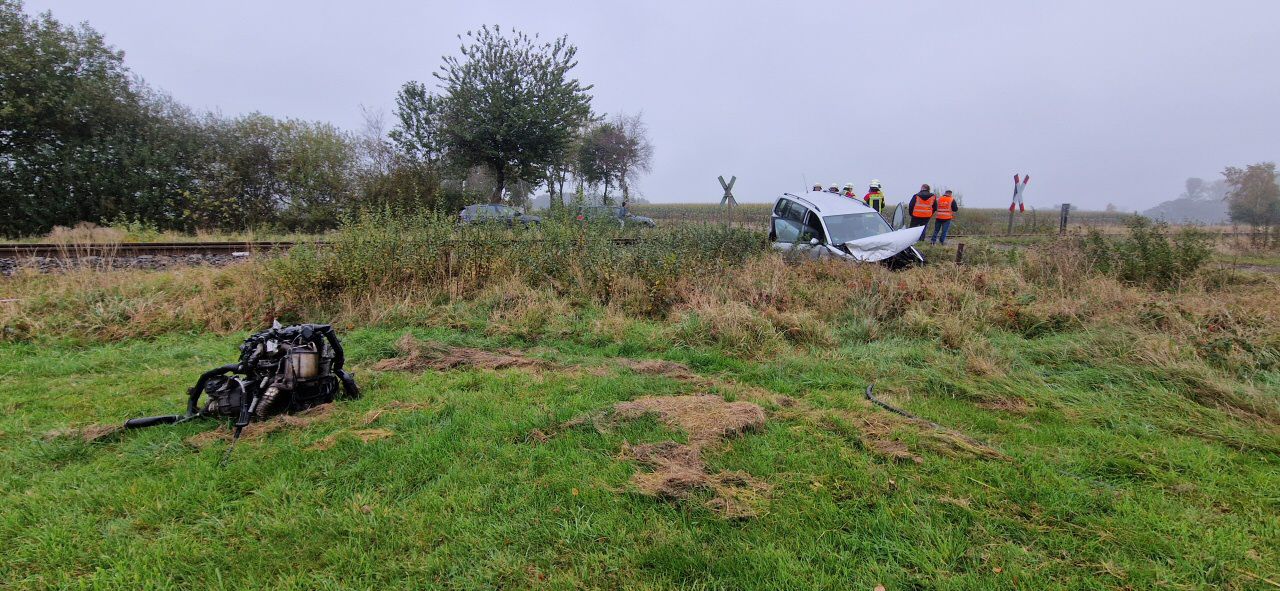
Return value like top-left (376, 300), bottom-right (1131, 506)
top-left (1006, 209), bottom-right (1014, 235)
top-left (1059, 203), bottom-right (1070, 235)
top-left (954, 243), bottom-right (965, 265)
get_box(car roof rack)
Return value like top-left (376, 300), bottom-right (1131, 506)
top-left (782, 193), bottom-right (820, 213)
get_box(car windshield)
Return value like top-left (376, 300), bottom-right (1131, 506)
top-left (822, 212), bottom-right (893, 244)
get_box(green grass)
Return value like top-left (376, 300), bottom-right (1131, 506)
top-left (3, 322), bottom-right (1277, 590)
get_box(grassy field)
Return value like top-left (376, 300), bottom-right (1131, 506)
top-left (2, 216), bottom-right (1278, 589)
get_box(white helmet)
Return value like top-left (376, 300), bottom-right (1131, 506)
top-left (869, 179), bottom-right (882, 189)
top-left (842, 182), bottom-right (854, 191)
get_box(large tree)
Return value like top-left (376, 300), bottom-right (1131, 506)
top-left (432, 25), bottom-right (593, 203)
top-left (0, 0), bottom-right (190, 235)
top-left (389, 81), bottom-right (447, 167)
top-left (1223, 162), bottom-right (1280, 244)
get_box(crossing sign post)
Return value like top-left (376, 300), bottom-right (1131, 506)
top-left (718, 175), bottom-right (737, 207)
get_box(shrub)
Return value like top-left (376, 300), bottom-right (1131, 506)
top-left (1084, 217), bottom-right (1211, 289)
top-left (265, 209), bottom-right (768, 317)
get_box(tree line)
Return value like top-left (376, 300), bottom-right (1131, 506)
top-left (1, 3), bottom-right (651, 237)
top-left (1173, 165), bottom-right (1280, 242)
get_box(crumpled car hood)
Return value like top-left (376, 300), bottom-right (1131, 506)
top-left (837, 226), bottom-right (924, 262)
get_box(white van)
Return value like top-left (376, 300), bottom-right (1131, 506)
top-left (769, 190), bottom-right (925, 268)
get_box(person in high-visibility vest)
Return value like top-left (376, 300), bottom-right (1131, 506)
top-left (863, 179), bottom-right (885, 213)
top-left (929, 190), bottom-right (959, 244)
top-left (906, 184), bottom-right (937, 233)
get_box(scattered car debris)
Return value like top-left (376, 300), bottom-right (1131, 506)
top-left (124, 322), bottom-right (360, 463)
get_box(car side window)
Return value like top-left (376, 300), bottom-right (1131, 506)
top-left (774, 199), bottom-right (789, 217)
top-left (784, 201), bottom-right (806, 224)
top-left (773, 218), bottom-right (802, 243)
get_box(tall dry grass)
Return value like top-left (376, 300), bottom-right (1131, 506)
top-left (3, 218), bottom-right (1277, 398)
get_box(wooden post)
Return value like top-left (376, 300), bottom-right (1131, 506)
top-left (1059, 203), bottom-right (1070, 235)
top-left (955, 243), bottom-right (966, 265)
top-left (1006, 209), bottom-right (1015, 235)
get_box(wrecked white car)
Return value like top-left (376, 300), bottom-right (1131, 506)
top-left (769, 191), bottom-right (925, 268)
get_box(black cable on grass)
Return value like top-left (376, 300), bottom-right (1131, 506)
top-left (864, 383), bottom-right (1004, 456)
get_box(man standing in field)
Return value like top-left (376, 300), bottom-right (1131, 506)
top-left (864, 180), bottom-right (885, 213)
top-left (930, 189), bottom-right (958, 244)
top-left (906, 184), bottom-right (937, 233)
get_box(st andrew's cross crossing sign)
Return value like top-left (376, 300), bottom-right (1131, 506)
top-left (718, 175), bottom-right (737, 207)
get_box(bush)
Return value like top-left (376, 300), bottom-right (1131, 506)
top-left (266, 209), bottom-right (768, 317)
top-left (1084, 217), bottom-right (1211, 289)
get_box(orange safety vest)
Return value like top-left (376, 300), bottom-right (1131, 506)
top-left (936, 195), bottom-right (955, 220)
top-left (912, 194), bottom-right (936, 218)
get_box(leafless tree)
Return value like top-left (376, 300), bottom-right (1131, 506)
top-left (576, 112), bottom-right (654, 205)
top-left (613, 112), bottom-right (654, 204)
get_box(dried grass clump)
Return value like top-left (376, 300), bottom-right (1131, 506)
top-left (674, 295), bottom-right (784, 358)
top-left (611, 395), bottom-right (766, 445)
top-left (1, 263), bottom-right (272, 341)
top-left (477, 276), bottom-right (575, 340)
top-left (371, 333), bottom-right (548, 372)
top-left (185, 403), bottom-right (335, 449)
top-left (571, 394), bottom-right (770, 518)
top-left (763, 308), bottom-right (837, 348)
top-left (307, 428), bottom-right (394, 451)
top-left (46, 222), bottom-right (125, 245)
top-left (42, 424), bottom-right (122, 443)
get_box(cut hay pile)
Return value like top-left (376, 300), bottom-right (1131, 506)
top-left (574, 394), bottom-right (770, 518)
top-left (372, 334), bottom-right (547, 372)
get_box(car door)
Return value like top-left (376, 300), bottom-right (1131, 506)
top-left (771, 199), bottom-right (809, 254)
top-left (799, 210), bottom-right (828, 260)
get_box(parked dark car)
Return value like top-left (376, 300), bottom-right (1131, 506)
top-left (576, 205), bottom-right (656, 228)
top-left (459, 204), bottom-right (541, 227)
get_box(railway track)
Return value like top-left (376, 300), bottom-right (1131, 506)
top-left (0, 238), bottom-right (652, 259)
top-left (0, 241), bottom-right (299, 258)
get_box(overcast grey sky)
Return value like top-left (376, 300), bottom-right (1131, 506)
top-left (23, 0), bottom-right (1280, 209)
